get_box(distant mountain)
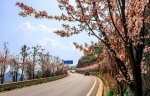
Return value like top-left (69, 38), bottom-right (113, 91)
top-left (4, 72), bottom-right (12, 83)
top-left (69, 65), bottom-right (77, 70)
top-left (4, 72), bottom-right (27, 83)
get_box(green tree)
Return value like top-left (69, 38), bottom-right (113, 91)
top-left (20, 45), bottom-right (30, 81)
top-left (30, 44), bottom-right (41, 79)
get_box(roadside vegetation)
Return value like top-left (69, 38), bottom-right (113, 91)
top-left (0, 42), bottom-right (68, 84)
top-left (76, 41), bottom-right (150, 96)
top-left (16, 0), bottom-right (150, 96)
top-left (0, 74), bottom-right (68, 92)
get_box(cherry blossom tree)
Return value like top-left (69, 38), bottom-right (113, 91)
top-left (25, 56), bottom-right (34, 80)
top-left (50, 56), bottom-right (57, 76)
top-left (76, 44), bottom-right (125, 94)
top-left (39, 51), bottom-right (52, 78)
top-left (0, 41), bottom-right (66, 82)
top-left (38, 48), bottom-right (46, 77)
top-left (0, 42), bottom-right (9, 84)
top-left (16, 0), bottom-right (150, 95)
top-left (9, 54), bottom-right (20, 82)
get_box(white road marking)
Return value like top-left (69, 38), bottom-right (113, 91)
top-left (96, 77), bottom-right (103, 96)
top-left (86, 77), bottom-right (96, 96)
top-left (53, 85), bottom-right (64, 90)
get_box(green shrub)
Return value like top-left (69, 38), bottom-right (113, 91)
top-left (107, 90), bottom-right (114, 96)
top-left (110, 89), bottom-right (128, 96)
top-left (43, 80), bottom-right (47, 83)
top-left (21, 85), bottom-right (25, 87)
top-left (48, 79), bottom-right (51, 82)
top-left (123, 89), bottom-right (128, 96)
top-left (4, 87), bottom-right (12, 91)
top-left (32, 82), bottom-right (36, 85)
top-left (0, 88), bottom-right (4, 92)
top-left (16, 85), bottom-right (21, 88)
top-left (11, 86), bottom-right (16, 89)
top-left (25, 83), bottom-right (30, 86)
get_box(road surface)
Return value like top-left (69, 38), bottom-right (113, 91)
top-left (0, 73), bottom-right (99, 96)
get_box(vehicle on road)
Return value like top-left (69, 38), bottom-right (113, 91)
top-left (84, 71), bottom-right (90, 76)
top-left (70, 70), bottom-right (75, 73)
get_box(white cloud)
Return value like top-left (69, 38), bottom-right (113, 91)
top-left (38, 38), bottom-right (60, 47)
top-left (61, 45), bottom-right (70, 49)
top-left (20, 21), bottom-right (34, 30)
top-left (20, 22), bottom-right (57, 32)
top-left (38, 38), bottom-right (77, 51)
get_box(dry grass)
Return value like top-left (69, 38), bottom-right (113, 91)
top-left (102, 73), bottom-right (117, 93)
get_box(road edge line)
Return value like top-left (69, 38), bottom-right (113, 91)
top-left (86, 76), bottom-right (96, 96)
top-left (96, 77), bottom-right (103, 96)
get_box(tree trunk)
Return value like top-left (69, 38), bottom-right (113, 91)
top-left (128, 47), bottom-right (143, 96)
top-left (1, 74), bottom-right (4, 84)
top-left (15, 71), bottom-right (18, 82)
top-left (131, 63), bottom-right (142, 96)
top-left (20, 59), bottom-right (25, 81)
top-left (30, 65), bottom-right (32, 79)
top-left (32, 66), bottom-right (35, 79)
top-left (0, 69), bottom-right (3, 84)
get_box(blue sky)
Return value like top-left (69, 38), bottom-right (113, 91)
top-left (0, 0), bottom-right (98, 67)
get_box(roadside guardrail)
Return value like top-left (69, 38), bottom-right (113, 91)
top-left (0, 74), bottom-right (68, 92)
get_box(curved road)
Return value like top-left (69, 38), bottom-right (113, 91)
top-left (0, 73), bottom-right (99, 96)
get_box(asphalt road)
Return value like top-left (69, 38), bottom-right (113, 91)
top-left (0, 73), bottom-right (99, 96)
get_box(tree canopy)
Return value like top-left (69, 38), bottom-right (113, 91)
top-left (16, 0), bottom-right (150, 95)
